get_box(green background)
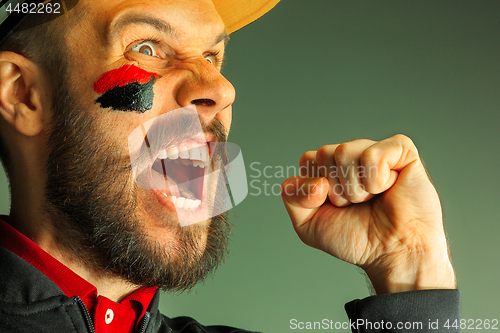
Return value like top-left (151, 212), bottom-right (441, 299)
top-left (1, 0), bottom-right (499, 331)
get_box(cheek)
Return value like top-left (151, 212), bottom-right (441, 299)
top-left (94, 65), bottom-right (160, 113)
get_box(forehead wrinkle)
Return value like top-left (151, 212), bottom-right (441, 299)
top-left (108, 13), bottom-right (180, 44)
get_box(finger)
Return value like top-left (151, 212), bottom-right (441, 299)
top-left (315, 144), bottom-right (351, 207)
top-left (299, 151), bottom-right (324, 177)
top-left (360, 134), bottom-right (420, 194)
top-left (331, 139), bottom-right (377, 203)
top-left (281, 176), bottom-right (329, 229)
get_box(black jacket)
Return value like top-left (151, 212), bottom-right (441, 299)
top-left (0, 246), bottom-right (460, 332)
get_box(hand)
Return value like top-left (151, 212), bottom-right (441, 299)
top-left (281, 135), bottom-right (456, 294)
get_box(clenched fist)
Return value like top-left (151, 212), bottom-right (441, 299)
top-left (281, 135), bottom-right (456, 294)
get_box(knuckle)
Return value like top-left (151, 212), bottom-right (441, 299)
top-left (392, 134), bottom-right (414, 147)
top-left (316, 145), bottom-right (329, 158)
top-left (316, 145), bottom-right (335, 165)
top-left (349, 138), bottom-right (374, 145)
top-left (360, 147), bottom-right (381, 167)
top-left (299, 151), bottom-right (315, 166)
top-left (333, 143), bottom-right (350, 164)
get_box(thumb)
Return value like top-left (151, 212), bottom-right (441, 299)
top-left (281, 176), bottom-right (329, 229)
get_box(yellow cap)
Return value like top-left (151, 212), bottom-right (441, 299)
top-left (212, 0), bottom-right (281, 34)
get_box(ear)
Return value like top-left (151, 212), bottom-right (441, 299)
top-left (0, 51), bottom-right (49, 137)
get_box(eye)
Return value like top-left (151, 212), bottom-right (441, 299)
top-left (204, 55), bottom-right (214, 65)
top-left (204, 51), bottom-right (222, 67)
top-left (132, 42), bottom-right (157, 57)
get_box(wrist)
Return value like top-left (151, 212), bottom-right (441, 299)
top-left (363, 247), bottom-right (456, 295)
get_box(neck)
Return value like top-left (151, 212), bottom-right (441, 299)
top-left (9, 205), bottom-right (139, 303)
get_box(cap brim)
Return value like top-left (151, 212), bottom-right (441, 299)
top-left (212, 0), bottom-right (280, 34)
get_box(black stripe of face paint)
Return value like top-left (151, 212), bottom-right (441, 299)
top-left (96, 78), bottom-right (156, 113)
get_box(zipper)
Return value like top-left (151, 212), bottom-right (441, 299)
top-left (140, 311), bottom-right (151, 333)
top-left (73, 296), bottom-right (96, 333)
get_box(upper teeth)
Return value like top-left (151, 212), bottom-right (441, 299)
top-left (157, 144), bottom-right (209, 168)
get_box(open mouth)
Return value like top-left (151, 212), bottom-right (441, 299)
top-left (150, 143), bottom-right (210, 210)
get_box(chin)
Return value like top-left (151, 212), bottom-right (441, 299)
top-left (138, 198), bottom-right (208, 242)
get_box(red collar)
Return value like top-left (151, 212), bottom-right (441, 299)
top-left (0, 217), bottom-right (158, 333)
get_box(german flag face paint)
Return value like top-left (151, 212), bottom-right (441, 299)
top-left (94, 65), bottom-right (160, 113)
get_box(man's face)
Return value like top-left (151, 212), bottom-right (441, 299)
top-left (44, 0), bottom-right (236, 289)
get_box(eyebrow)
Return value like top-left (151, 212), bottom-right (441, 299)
top-left (109, 14), bottom-right (179, 40)
top-left (109, 13), bottom-right (229, 47)
top-left (214, 31), bottom-right (230, 46)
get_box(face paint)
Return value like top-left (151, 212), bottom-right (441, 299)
top-left (94, 65), bottom-right (160, 113)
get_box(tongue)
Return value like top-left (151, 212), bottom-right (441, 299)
top-left (150, 166), bottom-right (180, 197)
top-left (176, 182), bottom-right (197, 200)
top-left (151, 160), bottom-right (198, 199)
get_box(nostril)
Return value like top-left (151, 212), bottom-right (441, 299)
top-left (191, 99), bottom-right (216, 107)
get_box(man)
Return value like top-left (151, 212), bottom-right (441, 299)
top-left (0, 0), bottom-right (459, 332)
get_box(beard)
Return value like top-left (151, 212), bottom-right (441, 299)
top-left (43, 76), bottom-right (231, 292)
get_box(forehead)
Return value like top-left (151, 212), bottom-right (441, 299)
top-left (74, 0), bottom-right (225, 44)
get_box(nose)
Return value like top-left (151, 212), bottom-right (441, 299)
top-left (175, 58), bottom-right (236, 122)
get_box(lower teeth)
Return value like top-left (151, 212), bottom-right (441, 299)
top-left (173, 196), bottom-right (201, 209)
top-left (163, 193), bottom-right (201, 209)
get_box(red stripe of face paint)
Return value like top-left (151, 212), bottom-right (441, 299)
top-left (94, 64), bottom-right (160, 94)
